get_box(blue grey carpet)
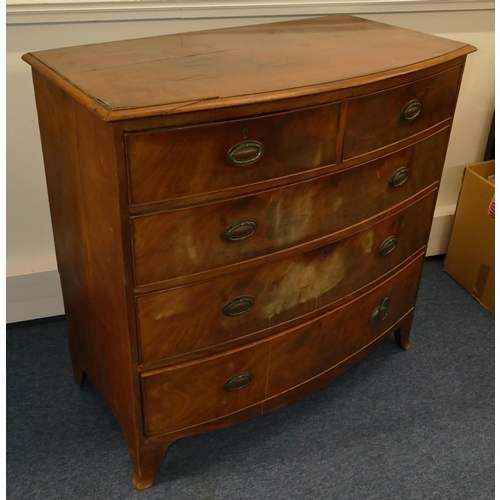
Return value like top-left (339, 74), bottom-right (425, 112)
top-left (6, 259), bottom-right (494, 499)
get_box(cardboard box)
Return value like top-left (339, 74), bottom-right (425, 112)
top-left (444, 160), bottom-right (495, 313)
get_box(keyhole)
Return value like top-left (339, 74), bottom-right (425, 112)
top-left (243, 128), bottom-right (249, 139)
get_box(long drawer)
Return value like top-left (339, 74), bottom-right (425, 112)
top-left (344, 65), bottom-right (461, 160)
top-left (141, 253), bottom-right (423, 437)
top-left (131, 128), bottom-right (448, 286)
top-left (136, 193), bottom-right (435, 363)
top-left (125, 102), bottom-right (340, 206)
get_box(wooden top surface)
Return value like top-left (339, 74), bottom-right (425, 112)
top-left (22, 15), bottom-right (475, 121)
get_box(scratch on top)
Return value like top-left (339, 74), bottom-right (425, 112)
top-left (165, 97), bottom-right (221, 114)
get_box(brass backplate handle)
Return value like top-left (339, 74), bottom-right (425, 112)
top-left (401, 99), bottom-right (422, 121)
top-left (227, 140), bottom-right (264, 166)
top-left (224, 219), bottom-right (258, 242)
top-left (370, 297), bottom-right (391, 323)
top-left (222, 296), bottom-right (255, 316)
top-left (389, 167), bottom-right (410, 188)
top-left (379, 235), bottom-right (398, 256)
top-left (223, 372), bottom-right (254, 391)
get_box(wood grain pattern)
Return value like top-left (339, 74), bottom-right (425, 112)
top-left (31, 70), bottom-right (92, 387)
top-left (133, 307), bottom-right (416, 477)
top-left (344, 65), bottom-right (462, 159)
top-left (22, 16), bottom-right (474, 121)
top-left (136, 193), bottom-right (435, 364)
top-left (262, 308), bottom-right (415, 414)
top-left (141, 341), bottom-right (270, 436)
top-left (22, 15), bottom-right (474, 490)
top-left (126, 102), bottom-right (340, 206)
top-left (131, 127), bottom-right (448, 286)
top-left (142, 253), bottom-right (423, 438)
top-left (266, 253), bottom-right (424, 396)
top-left (31, 71), bottom-right (147, 488)
top-left (115, 57), bottom-right (464, 137)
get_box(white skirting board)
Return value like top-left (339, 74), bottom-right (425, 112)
top-left (426, 205), bottom-right (456, 256)
top-left (6, 212), bottom-right (455, 324)
top-left (6, 271), bottom-right (64, 324)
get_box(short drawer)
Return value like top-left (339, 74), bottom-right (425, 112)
top-left (141, 341), bottom-right (270, 436)
top-left (344, 65), bottom-right (462, 160)
top-left (125, 103), bottom-right (340, 206)
top-left (136, 193), bottom-right (435, 363)
top-left (267, 253), bottom-right (424, 397)
top-left (131, 128), bottom-right (448, 286)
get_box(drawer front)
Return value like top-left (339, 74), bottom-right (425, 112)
top-left (267, 253), bottom-right (424, 397)
top-left (132, 128), bottom-right (448, 286)
top-left (136, 193), bottom-right (435, 363)
top-left (344, 65), bottom-right (461, 160)
top-left (141, 341), bottom-right (270, 436)
top-left (125, 103), bottom-right (340, 206)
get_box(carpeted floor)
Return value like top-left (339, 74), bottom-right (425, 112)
top-left (6, 258), bottom-right (494, 499)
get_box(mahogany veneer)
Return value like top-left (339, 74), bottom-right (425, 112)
top-left (23, 15), bottom-right (475, 489)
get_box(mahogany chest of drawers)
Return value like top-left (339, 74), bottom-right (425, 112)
top-left (23, 15), bottom-right (475, 489)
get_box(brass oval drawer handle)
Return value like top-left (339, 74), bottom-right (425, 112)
top-left (401, 99), bottom-right (422, 121)
top-left (222, 295), bottom-right (255, 316)
top-left (223, 372), bottom-right (254, 391)
top-left (379, 235), bottom-right (398, 256)
top-left (224, 219), bottom-right (258, 242)
top-left (389, 166), bottom-right (410, 188)
top-left (227, 140), bottom-right (264, 166)
top-left (370, 297), bottom-right (391, 323)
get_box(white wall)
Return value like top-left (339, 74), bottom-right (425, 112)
top-left (6, 2), bottom-right (494, 322)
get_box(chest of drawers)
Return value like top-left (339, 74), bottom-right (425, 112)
top-left (23, 15), bottom-right (475, 489)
